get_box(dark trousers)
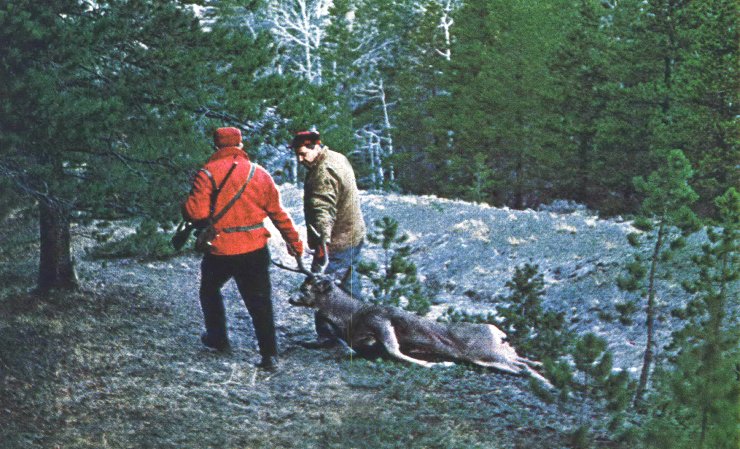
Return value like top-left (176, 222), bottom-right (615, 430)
top-left (199, 246), bottom-right (276, 358)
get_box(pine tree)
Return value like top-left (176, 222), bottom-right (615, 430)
top-left (642, 188), bottom-right (739, 449)
top-left (617, 149), bottom-right (701, 405)
top-left (547, 0), bottom-right (610, 207)
top-left (426, 0), bottom-right (569, 208)
top-left (496, 263), bottom-right (568, 359)
top-left (357, 216), bottom-right (430, 315)
top-left (391, 0), bottom-right (460, 194)
top-left (573, 334), bottom-right (632, 426)
top-left (494, 263), bottom-right (574, 397)
top-left (322, 0), bottom-right (426, 190)
top-left (670, 0), bottom-right (739, 218)
top-left (0, 1), bottom-right (215, 291)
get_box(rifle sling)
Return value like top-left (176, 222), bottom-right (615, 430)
top-left (200, 158), bottom-right (239, 216)
top-left (210, 163), bottom-right (257, 226)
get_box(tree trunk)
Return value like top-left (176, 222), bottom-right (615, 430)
top-left (289, 157), bottom-right (298, 184)
top-left (576, 133), bottom-right (594, 205)
top-left (38, 199), bottom-right (78, 292)
top-left (634, 222), bottom-right (665, 405)
top-left (513, 156), bottom-right (525, 210)
top-left (378, 79), bottom-right (395, 184)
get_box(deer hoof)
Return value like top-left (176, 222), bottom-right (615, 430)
top-left (432, 361), bottom-right (455, 368)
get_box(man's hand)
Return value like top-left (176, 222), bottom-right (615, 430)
top-left (314, 241), bottom-right (327, 260)
top-left (287, 240), bottom-right (304, 257)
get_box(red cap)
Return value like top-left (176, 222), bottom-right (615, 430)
top-left (213, 127), bottom-right (242, 148)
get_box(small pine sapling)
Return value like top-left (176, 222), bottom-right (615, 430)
top-left (616, 149), bottom-right (701, 405)
top-left (642, 188), bottom-right (739, 449)
top-left (496, 263), bottom-right (568, 360)
top-left (562, 333), bottom-right (633, 447)
top-left (357, 216), bottom-right (430, 315)
top-left (494, 263), bottom-right (574, 398)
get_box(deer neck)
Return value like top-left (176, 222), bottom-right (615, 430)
top-left (318, 291), bottom-right (364, 324)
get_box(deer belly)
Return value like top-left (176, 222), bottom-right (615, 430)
top-left (397, 325), bottom-right (466, 360)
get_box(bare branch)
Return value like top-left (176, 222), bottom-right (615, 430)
top-left (196, 107), bottom-right (256, 134)
top-left (267, 0), bottom-right (332, 83)
top-left (0, 160), bottom-right (71, 210)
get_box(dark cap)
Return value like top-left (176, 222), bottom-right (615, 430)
top-left (291, 130), bottom-right (321, 149)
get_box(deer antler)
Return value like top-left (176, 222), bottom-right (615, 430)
top-left (272, 255), bottom-right (313, 276)
top-left (307, 224), bottom-right (330, 274)
top-left (316, 241), bottom-right (329, 274)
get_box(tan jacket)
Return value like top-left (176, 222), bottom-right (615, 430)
top-left (303, 146), bottom-right (365, 252)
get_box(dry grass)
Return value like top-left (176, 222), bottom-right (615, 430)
top-left (0, 277), bottom-right (579, 449)
top-left (0, 210), bottom-right (602, 448)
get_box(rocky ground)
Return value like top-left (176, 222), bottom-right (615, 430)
top-left (1, 184), bottom-right (705, 448)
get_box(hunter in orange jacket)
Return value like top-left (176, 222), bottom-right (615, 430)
top-left (182, 127), bottom-right (303, 370)
top-left (182, 132), bottom-right (303, 257)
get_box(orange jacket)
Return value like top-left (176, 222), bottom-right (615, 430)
top-left (182, 146), bottom-right (302, 256)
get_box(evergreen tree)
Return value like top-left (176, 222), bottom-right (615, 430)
top-left (572, 333), bottom-right (632, 433)
top-left (545, 0), bottom-right (738, 217)
top-left (617, 149), bottom-right (701, 404)
top-left (427, 0), bottom-right (569, 208)
top-left (547, 0), bottom-right (610, 207)
top-left (323, 0), bottom-right (424, 190)
top-left (0, 1), bottom-right (214, 291)
top-left (670, 0), bottom-right (739, 218)
top-left (392, 0), bottom-right (460, 194)
top-left (642, 188), bottom-right (739, 449)
top-left (357, 216), bottom-right (430, 315)
top-left (496, 263), bottom-right (568, 359)
top-left (588, 0), bottom-right (665, 213)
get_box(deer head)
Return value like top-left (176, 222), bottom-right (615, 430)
top-left (272, 241), bottom-right (334, 308)
top-left (290, 275), bottom-right (335, 308)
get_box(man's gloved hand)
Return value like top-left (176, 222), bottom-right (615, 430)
top-left (313, 238), bottom-right (329, 261)
top-left (287, 240), bottom-right (304, 257)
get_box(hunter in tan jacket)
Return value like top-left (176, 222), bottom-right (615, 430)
top-left (292, 129), bottom-right (366, 347)
top-left (302, 145), bottom-right (365, 253)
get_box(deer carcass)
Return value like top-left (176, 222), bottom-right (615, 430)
top-left (277, 255), bottom-right (551, 387)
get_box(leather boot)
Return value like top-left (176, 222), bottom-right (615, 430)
top-left (256, 355), bottom-right (278, 371)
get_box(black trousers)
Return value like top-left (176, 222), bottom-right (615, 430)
top-left (199, 246), bottom-right (276, 358)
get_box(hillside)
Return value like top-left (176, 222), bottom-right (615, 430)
top-left (0, 184), bottom-right (704, 448)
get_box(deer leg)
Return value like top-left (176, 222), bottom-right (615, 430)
top-left (375, 321), bottom-right (447, 368)
top-left (475, 360), bottom-right (553, 389)
top-left (524, 367), bottom-right (553, 388)
top-left (336, 337), bottom-right (357, 356)
top-left (518, 356), bottom-right (543, 367)
top-left (473, 360), bottom-right (524, 375)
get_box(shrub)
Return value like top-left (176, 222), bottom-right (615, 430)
top-left (87, 219), bottom-right (179, 261)
top-left (358, 216), bottom-right (430, 315)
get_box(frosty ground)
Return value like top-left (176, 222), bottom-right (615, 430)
top-left (0, 184), bottom-right (699, 448)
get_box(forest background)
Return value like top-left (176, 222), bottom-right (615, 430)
top-left (0, 1), bottom-right (737, 448)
